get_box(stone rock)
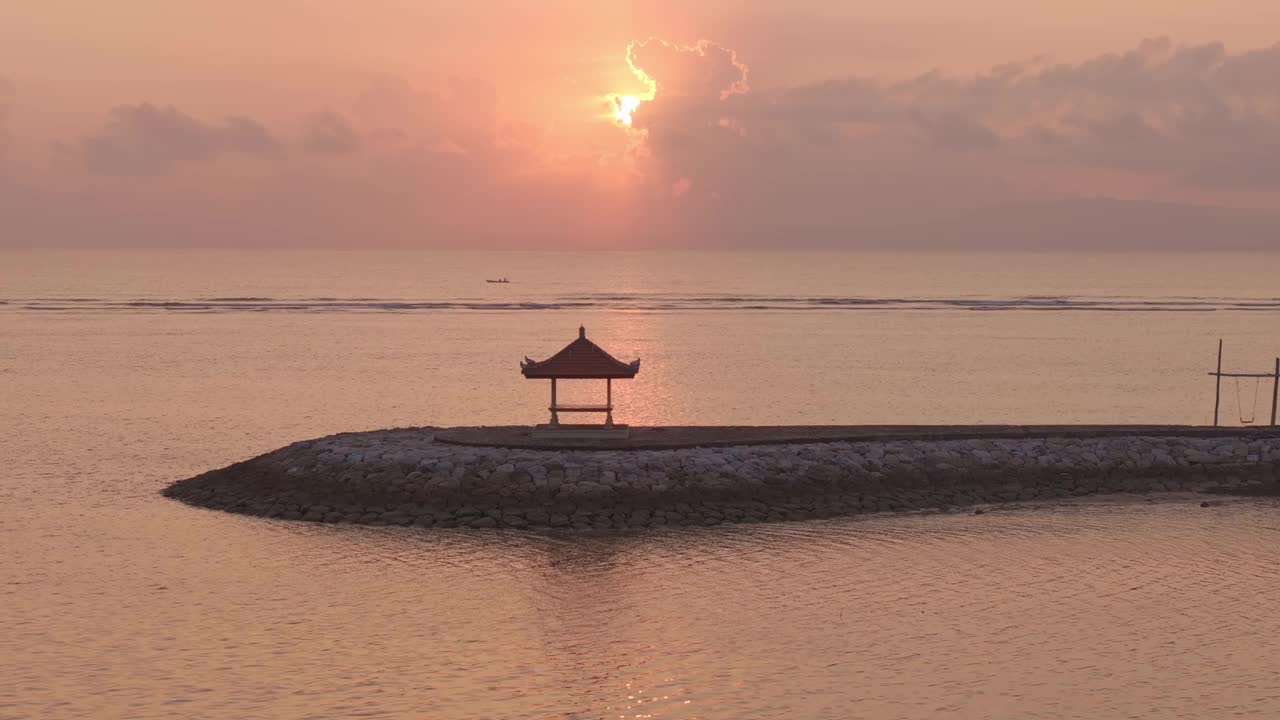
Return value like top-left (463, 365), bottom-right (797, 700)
top-left (161, 427), bottom-right (1280, 531)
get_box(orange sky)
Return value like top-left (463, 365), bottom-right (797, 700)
top-left (2, 1), bottom-right (1279, 247)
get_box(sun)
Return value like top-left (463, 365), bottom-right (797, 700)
top-left (613, 95), bottom-right (641, 125)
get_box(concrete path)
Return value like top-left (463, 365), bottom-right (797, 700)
top-left (437, 424), bottom-right (1280, 451)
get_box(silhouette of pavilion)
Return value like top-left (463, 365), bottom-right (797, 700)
top-left (521, 326), bottom-right (639, 437)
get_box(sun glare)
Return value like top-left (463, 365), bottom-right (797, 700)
top-left (613, 95), bottom-right (641, 125)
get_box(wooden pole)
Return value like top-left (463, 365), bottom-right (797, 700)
top-left (606, 378), bottom-right (613, 427)
top-left (550, 378), bottom-right (558, 426)
top-left (1271, 357), bottom-right (1279, 427)
top-left (1213, 339), bottom-right (1223, 427)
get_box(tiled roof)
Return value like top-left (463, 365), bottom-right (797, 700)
top-left (521, 326), bottom-right (640, 379)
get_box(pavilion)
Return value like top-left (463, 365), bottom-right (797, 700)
top-left (521, 326), bottom-right (640, 438)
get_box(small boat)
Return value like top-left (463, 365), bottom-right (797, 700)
top-left (486, 278), bottom-right (511, 284)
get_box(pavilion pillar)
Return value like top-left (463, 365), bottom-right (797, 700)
top-left (550, 378), bottom-right (559, 425)
top-left (606, 378), bottom-right (614, 427)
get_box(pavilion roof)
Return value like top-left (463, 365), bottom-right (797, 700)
top-left (521, 326), bottom-right (640, 379)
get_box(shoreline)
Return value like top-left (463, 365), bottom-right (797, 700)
top-left (162, 425), bottom-right (1280, 530)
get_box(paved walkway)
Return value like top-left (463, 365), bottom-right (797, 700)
top-left (435, 425), bottom-right (1280, 451)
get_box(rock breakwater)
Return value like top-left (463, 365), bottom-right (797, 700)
top-left (163, 427), bottom-right (1280, 530)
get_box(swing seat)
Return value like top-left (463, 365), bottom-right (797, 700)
top-left (1235, 376), bottom-right (1261, 425)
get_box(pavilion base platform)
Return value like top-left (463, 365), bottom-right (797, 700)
top-left (531, 423), bottom-right (631, 440)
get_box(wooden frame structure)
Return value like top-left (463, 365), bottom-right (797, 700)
top-left (521, 326), bottom-right (639, 431)
top-left (545, 376), bottom-right (620, 426)
top-left (1208, 339), bottom-right (1280, 427)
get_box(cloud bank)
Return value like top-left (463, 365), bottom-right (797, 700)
top-left (81, 103), bottom-right (279, 174)
top-left (635, 36), bottom-right (1280, 191)
top-left (3, 37), bottom-right (1280, 248)
top-left (301, 112), bottom-right (361, 154)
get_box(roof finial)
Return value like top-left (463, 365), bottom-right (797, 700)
top-left (578, 324), bottom-right (586, 339)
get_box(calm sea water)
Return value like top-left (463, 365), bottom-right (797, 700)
top-left (4, 250), bottom-right (1280, 719)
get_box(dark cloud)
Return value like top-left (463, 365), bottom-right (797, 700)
top-left (902, 38), bottom-right (1280, 187)
top-left (916, 113), bottom-right (1000, 150)
top-left (81, 103), bottom-right (279, 174)
top-left (301, 111), bottom-right (360, 154)
top-left (1215, 44), bottom-right (1280, 94)
top-left (632, 36), bottom-right (1280, 196)
top-left (598, 35), bottom-right (1280, 250)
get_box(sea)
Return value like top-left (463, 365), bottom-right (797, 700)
top-left (3, 249), bottom-right (1280, 719)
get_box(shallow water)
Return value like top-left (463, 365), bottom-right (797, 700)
top-left (4, 250), bottom-right (1280, 719)
top-left (10, 492), bottom-right (1280, 719)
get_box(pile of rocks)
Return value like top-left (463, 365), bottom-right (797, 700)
top-left (162, 427), bottom-right (1280, 530)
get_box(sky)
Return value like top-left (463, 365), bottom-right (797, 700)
top-left (2, 1), bottom-right (1279, 249)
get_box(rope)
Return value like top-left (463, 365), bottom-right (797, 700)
top-left (1235, 376), bottom-right (1261, 424)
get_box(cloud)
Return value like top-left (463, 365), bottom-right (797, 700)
top-left (916, 113), bottom-right (1000, 150)
top-left (0, 75), bottom-right (13, 160)
top-left (628, 36), bottom-right (1280, 203)
top-left (627, 38), bottom-right (749, 100)
top-left (589, 35), bottom-right (1280, 249)
top-left (879, 38), bottom-right (1280, 187)
top-left (351, 74), bottom-right (498, 154)
top-left (81, 103), bottom-right (279, 174)
top-left (301, 111), bottom-right (360, 154)
top-left (6, 38), bottom-right (1280, 249)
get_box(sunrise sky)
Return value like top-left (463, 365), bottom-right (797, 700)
top-left (3, 1), bottom-right (1279, 248)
